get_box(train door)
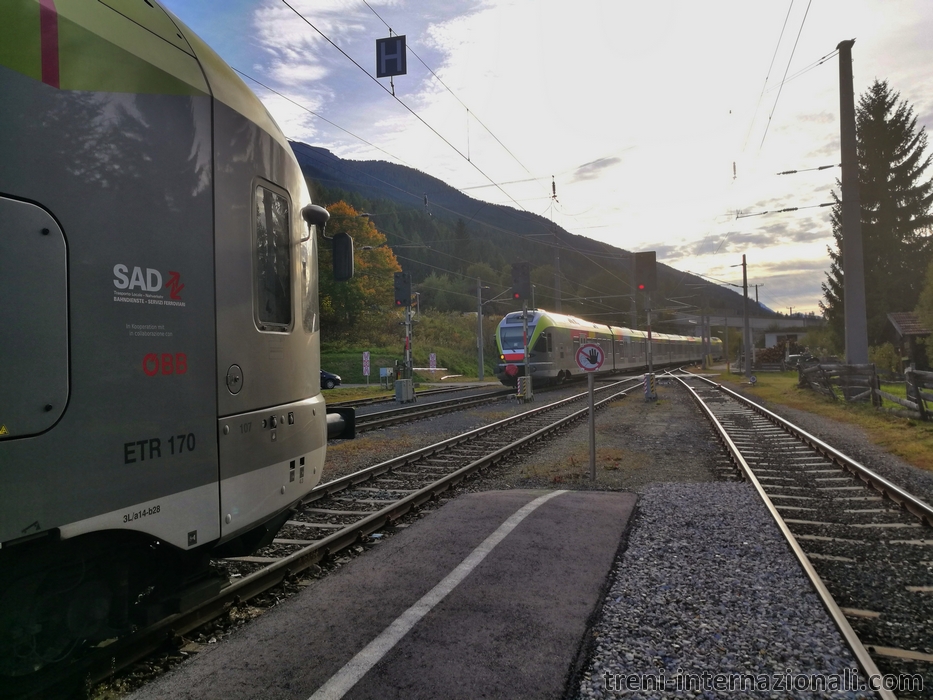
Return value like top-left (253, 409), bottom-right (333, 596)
top-left (532, 331), bottom-right (552, 377)
top-left (209, 86), bottom-right (327, 544)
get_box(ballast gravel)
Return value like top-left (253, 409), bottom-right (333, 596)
top-left (575, 482), bottom-right (876, 700)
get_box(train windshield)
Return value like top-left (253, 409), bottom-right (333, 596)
top-left (500, 326), bottom-right (533, 350)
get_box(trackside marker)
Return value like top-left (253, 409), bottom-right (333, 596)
top-left (308, 490), bottom-right (568, 700)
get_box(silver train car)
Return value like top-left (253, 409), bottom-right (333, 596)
top-left (495, 309), bottom-right (723, 384)
top-left (0, 0), bottom-right (351, 680)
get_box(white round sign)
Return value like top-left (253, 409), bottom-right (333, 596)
top-left (575, 343), bottom-right (605, 372)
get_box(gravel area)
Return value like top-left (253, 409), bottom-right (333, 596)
top-left (574, 482), bottom-right (873, 700)
top-left (327, 379), bottom-right (726, 491)
top-left (94, 378), bottom-right (933, 698)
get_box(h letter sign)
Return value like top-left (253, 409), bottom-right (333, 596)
top-left (376, 35), bottom-right (407, 77)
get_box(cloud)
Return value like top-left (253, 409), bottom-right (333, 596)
top-left (571, 157), bottom-right (623, 182)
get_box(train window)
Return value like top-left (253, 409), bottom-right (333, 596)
top-left (533, 332), bottom-right (550, 353)
top-left (500, 327), bottom-right (529, 350)
top-left (255, 186), bottom-right (292, 331)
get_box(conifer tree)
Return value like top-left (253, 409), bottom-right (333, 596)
top-left (821, 79), bottom-right (933, 347)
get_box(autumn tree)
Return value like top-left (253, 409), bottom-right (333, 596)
top-left (318, 201), bottom-right (402, 330)
top-left (821, 80), bottom-right (933, 348)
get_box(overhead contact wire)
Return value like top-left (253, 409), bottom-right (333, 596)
top-left (278, 0), bottom-right (534, 215)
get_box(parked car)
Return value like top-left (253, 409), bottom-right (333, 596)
top-left (321, 370), bottom-right (342, 389)
top-left (785, 353), bottom-right (814, 368)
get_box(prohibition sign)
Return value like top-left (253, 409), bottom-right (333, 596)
top-left (575, 343), bottom-right (605, 372)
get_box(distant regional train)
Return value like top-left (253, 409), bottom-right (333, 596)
top-left (495, 309), bottom-right (723, 384)
top-left (0, 0), bottom-right (352, 683)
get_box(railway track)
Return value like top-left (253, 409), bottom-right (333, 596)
top-left (69, 376), bottom-right (643, 696)
top-left (354, 387), bottom-right (514, 432)
top-left (327, 384), bottom-right (484, 410)
top-left (677, 371), bottom-right (933, 698)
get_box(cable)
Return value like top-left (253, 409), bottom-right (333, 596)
top-left (278, 0), bottom-right (535, 215)
top-left (760, 0), bottom-right (813, 150)
top-left (743, 0), bottom-right (795, 153)
top-left (358, 0), bottom-right (548, 199)
top-left (735, 201), bottom-right (833, 219)
top-left (777, 163), bottom-right (839, 175)
top-left (765, 49), bottom-right (839, 95)
top-left (235, 68), bottom-right (412, 168)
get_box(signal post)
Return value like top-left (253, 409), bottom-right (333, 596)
top-left (634, 252), bottom-right (657, 400)
top-left (511, 262), bottom-right (533, 401)
top-left (393, 272), bottom-right (415, 403)
top-left (576, 342), bottom-right (605, 480)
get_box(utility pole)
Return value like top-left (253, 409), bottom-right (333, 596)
top-left (752, 283), bottom-right (764, 308)
top-left (405, 304), bottom-right (412, 377)
top-left (522, 300), bottom-right (533, 400)
top-left (554, 240), bottom-right (562, 312)
top-left (742, 255), bottom-right (752, 378)
top-left (551, 179), bottom-right (562, 312)
top-left (838, 39), bottom-right (869, 364)
top-left (724, 316), bottom-right (730, 374)
top-left (646, 291), bottom-right (654, 377)
top-left (629, 254), bottom-right (637, 330)
top-left (476, 277), bottom-right (485, 381)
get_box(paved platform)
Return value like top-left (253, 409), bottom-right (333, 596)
top-left (130, 489), bottom-right (637, 700)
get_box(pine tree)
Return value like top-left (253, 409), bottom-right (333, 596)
top-left (820, 79), bottom-right (933, 348)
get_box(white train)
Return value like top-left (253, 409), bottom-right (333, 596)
top-left (495, 309), bottom-right (723, 384)
top-left (0, 0), bottom-right (351, 683)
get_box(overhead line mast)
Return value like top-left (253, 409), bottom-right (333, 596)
top-left (837, 39), bottom-right (868, 364)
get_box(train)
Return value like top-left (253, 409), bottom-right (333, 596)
top-left (0, 0), bottom-right (353, 682)
top-left (495, 309), bottom-right (723, 384)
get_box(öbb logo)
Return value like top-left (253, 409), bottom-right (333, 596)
top-left (143, 353), bottom-right (188, 377)
top-left (114, 265), bottom-right (184, 300)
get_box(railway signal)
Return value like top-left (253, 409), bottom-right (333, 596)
top-left (511, 261), bottom-right (532, 301)
top-left (634, 251), bottom-right (657, 292)
top-left (394, 271), bottom-right (412, 307)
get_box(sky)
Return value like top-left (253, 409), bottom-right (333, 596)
top-left (160, 0), bottom-right (933, 315)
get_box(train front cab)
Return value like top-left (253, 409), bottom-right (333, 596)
top-left (0, 1), bottom-right (351, 681)
top-left (496, 310), bottom-right (561, 384)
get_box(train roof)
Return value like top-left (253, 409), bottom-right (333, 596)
top-left (499, 308), bottom-right (714, 344)
top-left (0, 0), bottom-right (290, 152)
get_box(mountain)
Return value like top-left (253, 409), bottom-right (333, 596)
top-left (290, 141), bottom-right (774, 327)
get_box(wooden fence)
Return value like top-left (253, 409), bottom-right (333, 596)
top-left (797, 363), bottom-right (933, 420)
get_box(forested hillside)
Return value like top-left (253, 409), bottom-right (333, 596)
top-left (291, 141), bottom-right (768, 334)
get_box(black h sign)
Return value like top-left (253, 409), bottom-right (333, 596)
top-left (376, 36), bottom-right (407, 78)
top-left (634, 251), bottom-right (657, 292)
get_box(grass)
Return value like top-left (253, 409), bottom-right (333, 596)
top-left (698, 368), bottom-right (933, 475)
top-left (520, 446), bottom-right (648, 483)
top-left (321, 376), bottom-right (501, 402)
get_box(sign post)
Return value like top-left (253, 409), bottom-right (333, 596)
top-left (363, 351), bottom-right (370, 386)
top-left (575, 342), bottom-right (605, 480)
